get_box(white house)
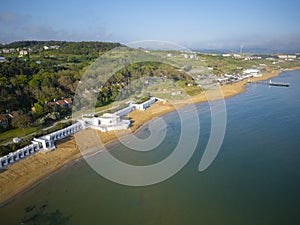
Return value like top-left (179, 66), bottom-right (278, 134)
top-left (19, 50), bottom-right (28, 57)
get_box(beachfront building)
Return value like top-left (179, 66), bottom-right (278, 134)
top-left (90, 113), bottom-right (130, 132)
top-left (82, 113), bottom-right (130, 132)
top-left (243, 69), bottom-right (261, 77)
top-left (0, 122), bottom-right (84, 169)
top-left (82, 97), bottom-right (157, 132)
top-left (114, 105), bottom-right (135, 117)
top-left (0, 97), bottom-right (158, 168)
top-left (217, 77), bottom-right (230, 84)
top-left (0, 121), bottom-right (84, 169)
top-left (34, 121), bottom-right (83, 151)
top-left (0, 143), bottom-right (41, 168)
top-left (132, 97), bottom-right (157, 111)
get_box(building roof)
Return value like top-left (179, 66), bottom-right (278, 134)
top-left (8, 111), bottom-right (19, 118)
top-left (56, 100), bottom-right (66, 105)
top-left (0, 114), bottom-right (8, 121)
top-left (64, 98), bottom-right (72, 104)
top-left (47, 102), bottom-right (56, 107)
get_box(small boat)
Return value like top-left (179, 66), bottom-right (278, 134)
top-left (269, 80), bottom-right (290, 87)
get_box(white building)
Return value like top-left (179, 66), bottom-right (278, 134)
top-left (278, 54), bottom-right (296, 60)
top-left (217, 77), bottom-right (229, 84)
top-left (0, 143), bottom-right (41, 168)
top-left (0, 122), bottom-right (83, 168)
top-left (82, 97), bottom-right (157, 132)
top-left (132, 97), bottom-right (156, 111)
top-left (114, 105), bottom-right (135, 117)
top-left (233, 54), bottom-right (242, 59)
top-left (87, 113), bottom-right (130, 132)
top-left (183, 54), bottom-right (189, 59)
top-left (222, 54), bottom-right (231, 57)
top-left (19, 50), bottom-right (28, 57)
top-left (33, 122), bottom-right (83, 151)
top-left (243, 69), bottom-right (261, 77)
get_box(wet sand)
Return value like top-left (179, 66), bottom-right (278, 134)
top-left (0, 67), bottom-right (298, 206)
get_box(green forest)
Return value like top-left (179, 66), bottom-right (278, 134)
top-left (0, 41), bottom-right (193, 134)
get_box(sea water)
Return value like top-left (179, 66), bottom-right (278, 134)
top-left (0, 70), bottom-right (300, 225)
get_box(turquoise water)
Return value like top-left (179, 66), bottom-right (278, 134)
top-left (1, 70), bottom-right (300, 225)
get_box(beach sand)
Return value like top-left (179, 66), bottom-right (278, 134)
top-left (0, 67), bottom-right (298, 206)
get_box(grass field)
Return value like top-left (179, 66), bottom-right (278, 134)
top-left (0, 127), bottom-right (39, 145)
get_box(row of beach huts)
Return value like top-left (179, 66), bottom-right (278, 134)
top-left (0, 97), bottom-right (158, 169)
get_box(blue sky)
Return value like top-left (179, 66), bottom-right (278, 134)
top-left (1, 0), bottom-right (300, 51)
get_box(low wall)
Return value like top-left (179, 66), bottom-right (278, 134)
top-left (0, 121), bottom-right (84, 169)
top-left (113, 105), bottom-right (135, 117)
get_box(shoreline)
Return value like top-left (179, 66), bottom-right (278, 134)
top-left (1, 67), bottom-right (299, 207)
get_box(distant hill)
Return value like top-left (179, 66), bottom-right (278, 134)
top-left (0, 40), bottom-right (122, 55)
top-left (1, 40), bottom-right (65, 49)
top-left (193, 47), bottom-right (300, 55)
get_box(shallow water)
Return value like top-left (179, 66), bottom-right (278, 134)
top-left (0, 70), bottom-right (300, 225)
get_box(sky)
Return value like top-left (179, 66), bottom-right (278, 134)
top-left (1, 0), bottom-right (300, 51)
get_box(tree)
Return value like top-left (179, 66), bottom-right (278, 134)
top-left (11, 113), bottom-right (32, 129)
top-left (32, 102), bottom-right (44, 119)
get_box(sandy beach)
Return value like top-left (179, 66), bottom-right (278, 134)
top-left (0, 67), bottom-right (299, 206)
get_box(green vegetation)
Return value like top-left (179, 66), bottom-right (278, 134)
top-left (1, 40), bottom-right (300, 157)
top-left (0, 121), bottom-right (73, 156)
top-left (135, 95), bottom-right (151, 104)
top-left (184, 86), bottom-right (203, 96)
top-left (0, 41), bottom-right (121, 114)
top-left (0, 127), bottom-right (38, 145)
top-left (199, 54), bottom-right (300, 75)
top-left (0, 41), bottom-right (197, 157)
